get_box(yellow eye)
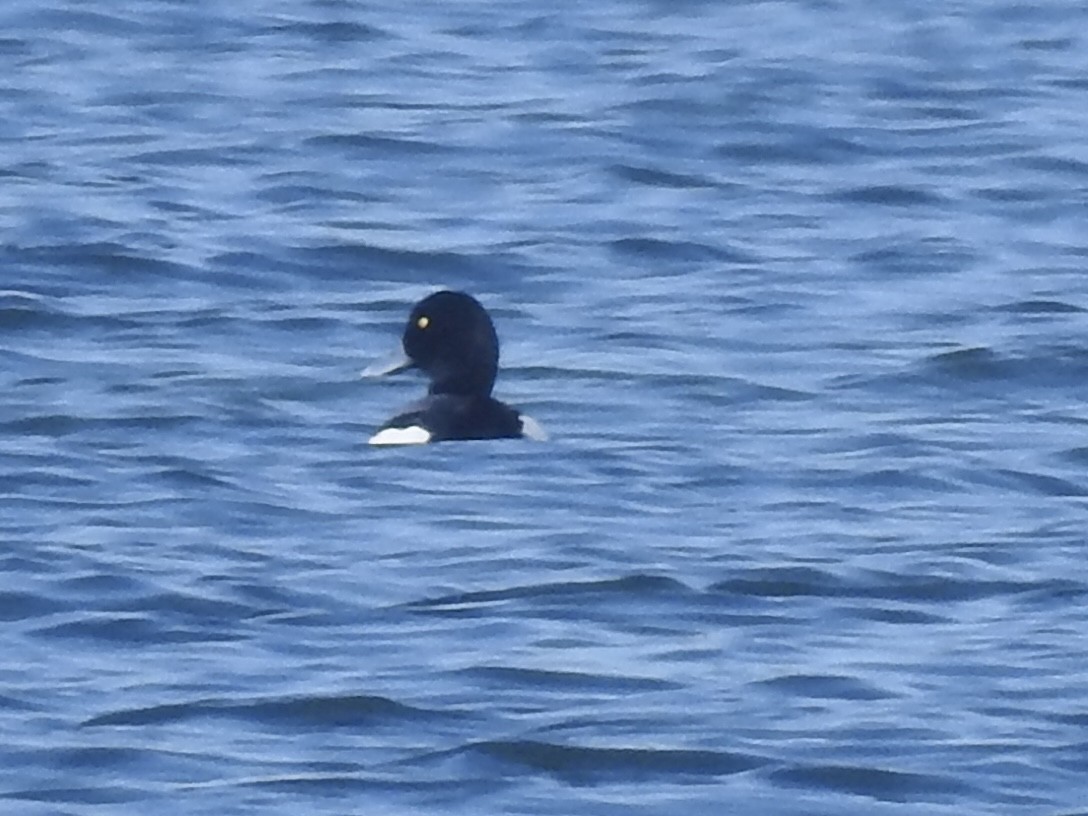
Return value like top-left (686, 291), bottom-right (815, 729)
top-left (416, 315), bottom-right (430, 329)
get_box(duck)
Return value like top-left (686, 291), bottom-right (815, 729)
top-left (363, 290), bottom-right (547, 445)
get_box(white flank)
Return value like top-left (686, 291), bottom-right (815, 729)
top-left (368, 426), bottom-right (432, 446)
top-left (519, 414), bottom-right (549, 441)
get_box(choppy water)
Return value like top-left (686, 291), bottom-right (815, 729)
top-left (4, 1), bottom-right (1088, 814)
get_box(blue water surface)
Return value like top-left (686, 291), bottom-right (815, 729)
top-left (3, 1), bottom-right (1088, 814)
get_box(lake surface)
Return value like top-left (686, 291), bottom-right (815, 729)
top-left (3, 1), bottom-right (1088, 814)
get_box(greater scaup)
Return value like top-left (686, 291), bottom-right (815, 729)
top-left (363, 290), bottom-right (547, 445)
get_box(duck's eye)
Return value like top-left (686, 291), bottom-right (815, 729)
top-left (416, 316), bottom-right (430, 330)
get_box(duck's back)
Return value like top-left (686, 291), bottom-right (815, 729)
top-left (375, 394), bottom-right (522, 443)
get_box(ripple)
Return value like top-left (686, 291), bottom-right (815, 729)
top-left (265, 20), bottom-right (388, 42)
top-left (130, 145), bottom-right (261, 168)
top-left (714, 133), bottom-right (870, 165)
top-left (750, 674), bottom-right (894, 701)
top-left (3, 784), bottom-right (144, 805)
top-left (917, 344), bottom-right (1088, 390)
top-left (461, 739), bottom-right (766, 781)
top-left (608, 237), bottom-right (753, 263)
top-left (708, 567), bottom-right (1082, 604)
top-left (305, 133), bottom-right (453, 155)
top-left (1, 413), bottom-right (202, 436)
top-left (460, 666), bottom-right (681, 693)
top-left (0, 590), bottom-right (64, 622)
top-left (833, 184), bottom-right (945, 206)
top-left (924, 346), bottom-right (1008, 380)
top-left (2, 242), bottom-right (196, 279)
top-left (850, 237), bottom-right (979, 276)
top-left (994, 299), bottom-right (1086, 314)
top-left (609, 163), bottom-right (718, 188)
top-left (1014, 154), bottom-right (1088, 178)
top-left (84, 694), bottom-right (454, 729)
top-left (293, 242), bottom-right (477, 280)
top-left (770, 762), bottom-right (972, 802)
top-left (989, 468), bottom-right (1088, 497)
top-left (36, 615), bottom-right (241, 645)
top-left (404, 574), bottom-right (692, 614)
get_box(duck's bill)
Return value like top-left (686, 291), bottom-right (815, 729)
top-left (361, 349), bottom-right (414, 378)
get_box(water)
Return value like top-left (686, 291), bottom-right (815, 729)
top-left (3, 1), bottom-right (1088, 813)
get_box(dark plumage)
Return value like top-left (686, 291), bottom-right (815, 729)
top-left (364, 291), bottom-right (546, 445)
